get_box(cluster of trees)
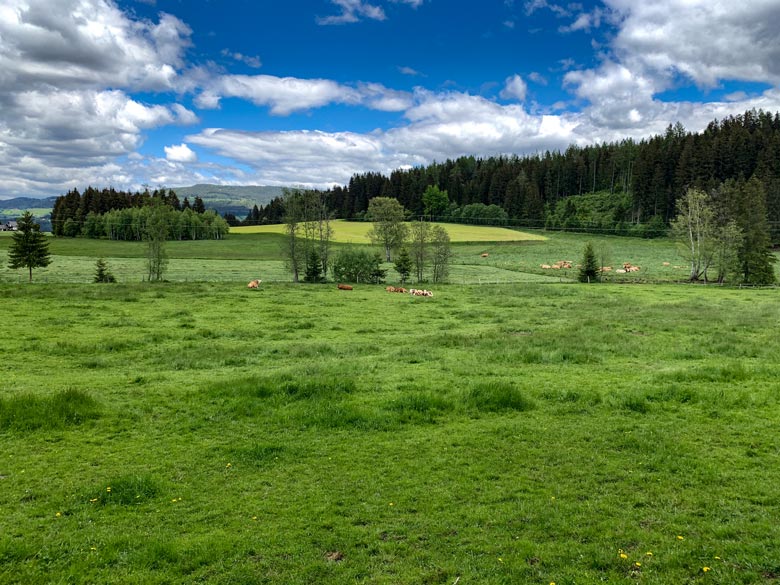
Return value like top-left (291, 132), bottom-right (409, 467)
top-left (50, 187), bottom-right (222, 240)
top-left (96, 207), bottom-right (228, 241)
top-left (671, 177), bottom-right (775, 284)
top-left (364, 196), bottom-right (452, 284)
top-left (247, 109), bottom-right (780, 244)
top-left (279, 189), bottom-right (453, 284)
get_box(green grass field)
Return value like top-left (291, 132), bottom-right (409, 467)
top-left (2, 223), bottom-right (743, 284)
top-left (1, 282), bottom-right (780, 584)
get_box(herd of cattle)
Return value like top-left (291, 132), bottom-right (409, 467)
top-left (538, 260), bottom-right (643, 273)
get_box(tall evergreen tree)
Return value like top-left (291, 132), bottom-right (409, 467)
top-left (393, 247), bottom-right (412, 284)
top-left (578, 242), bottom-right (599, 283)
top-left (7, 212), bottom-right (52, 282)
top-left (734, 177), bottom-right (776, 284)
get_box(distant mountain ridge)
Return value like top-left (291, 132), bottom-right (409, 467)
top-left (172, 184), bottom-right (285, 218)
top-left (0, 196), bottom-right (58, 210)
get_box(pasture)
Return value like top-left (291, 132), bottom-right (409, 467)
top-left (0, 224), bottom-right (722, 284)
top-left (2, 281), bottom-right (780, 584)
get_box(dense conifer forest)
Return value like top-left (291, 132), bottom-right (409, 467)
top-left (246, 109), bottom-right (780, 242)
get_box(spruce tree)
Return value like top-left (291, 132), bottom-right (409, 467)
top-left (578, 242), bottom-right (599, 283)
top-left (7, 212), bottom-right (51, 282)
top-left (737, 177), bottom-right (776, 284)
top-left (94, 258), bottom-right (116, 283)
top-left (394, 247), bottom-right (412, 284)
top-left (303, 248), bottom-right (324, 283)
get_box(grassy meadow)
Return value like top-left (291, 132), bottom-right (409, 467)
top-left (2, 224), bottom-right (780, 584)
top-left (0, 222), bottom-right (721, 284)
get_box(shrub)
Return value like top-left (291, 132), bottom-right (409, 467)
top-left (331, 248), bottom-right (386, 283)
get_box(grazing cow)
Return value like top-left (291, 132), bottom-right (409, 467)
top-left (337, 284), bottom-right (353, 290)
top-left (247, 279), bottom-right (261, 289)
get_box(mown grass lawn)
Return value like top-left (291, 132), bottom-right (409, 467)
top-left (1, 282), bottom-right (780, 584)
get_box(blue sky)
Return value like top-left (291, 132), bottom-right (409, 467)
top-left (2, 0), bottom-right (780, 197)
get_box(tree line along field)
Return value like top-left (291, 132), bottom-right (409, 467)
top-left (4, 223), bottom-right (773, 284)
top-left (1, 282), bottom-right (780, 584)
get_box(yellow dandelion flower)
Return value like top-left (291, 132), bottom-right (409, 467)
top-left (89, 498), bottom-right (98, 503)
top-left (90, 547), bottom-right (97, 551)
top-left (619, 553), bottom-right (628, 559)
top-left (550, 582), bottom-right (556, 585)
top-left (676, 535), bottom-right (684, 540)
top-left (55, 512), bottom-right (61, 517)
top-left (702, 567), bottom-right (711, 572)
top-left (106, 487), bottom-right (111, 492)
top-left (498, 557), bottom-right (503, 562)
top-left (252, 516), bottom-right (258, 521)
top-left (389, 502), bottom-right (394, 506)
top-left (714, 556), bottom-right (721, 560)
top-left (171, 499), bottom-right (177, 503)
top-left (635, 562), bottom-right (642, 567)
top-left (646, 551), bottom-right (653, 556)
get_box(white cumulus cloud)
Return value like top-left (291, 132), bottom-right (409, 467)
top-left (500, 74), bottom-right (528, 101)
top-left (164, 143), bottom-right (197, 163)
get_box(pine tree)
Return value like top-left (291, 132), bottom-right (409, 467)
top-left (7, 212), bottom-right (52, 282)
top-left (303, 248), bottom-right (324, 283)
top-left (578, 242), bottom-right (599, 283)
top-left (394, 247), bottom-right (412, 284)
top-left (94, 258), bottom-right (117, 283)
top-left (736, 177), bottom-right (776, 284)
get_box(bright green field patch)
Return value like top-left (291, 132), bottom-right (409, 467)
top-left (232, 220), bottom-right (545, 243)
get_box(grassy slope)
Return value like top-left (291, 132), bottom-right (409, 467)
top-left (1, 282), bottom-right (779, 584)
top-left (232, 220), bottom-right (546, 243)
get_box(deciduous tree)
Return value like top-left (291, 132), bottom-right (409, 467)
top-left (670, 188), bottom-right (716, 281)
top-left (422, 185), bottom-right (449, 220)
top-left (409, 220), bottom-right (431, 283)
top-left (367, 197), bottom-right (408, 262)
top-left (430, 225), bottom-right (452, 284)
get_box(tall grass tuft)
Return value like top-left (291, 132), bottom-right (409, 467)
top-left (90, 475), bottom-right (161, 506)
top-left (387, 388), bottom-right (455, 424)
top-left (0, 389), bottom-right (99, 431)
top-left (465, 381), bottom-right (535, 413)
